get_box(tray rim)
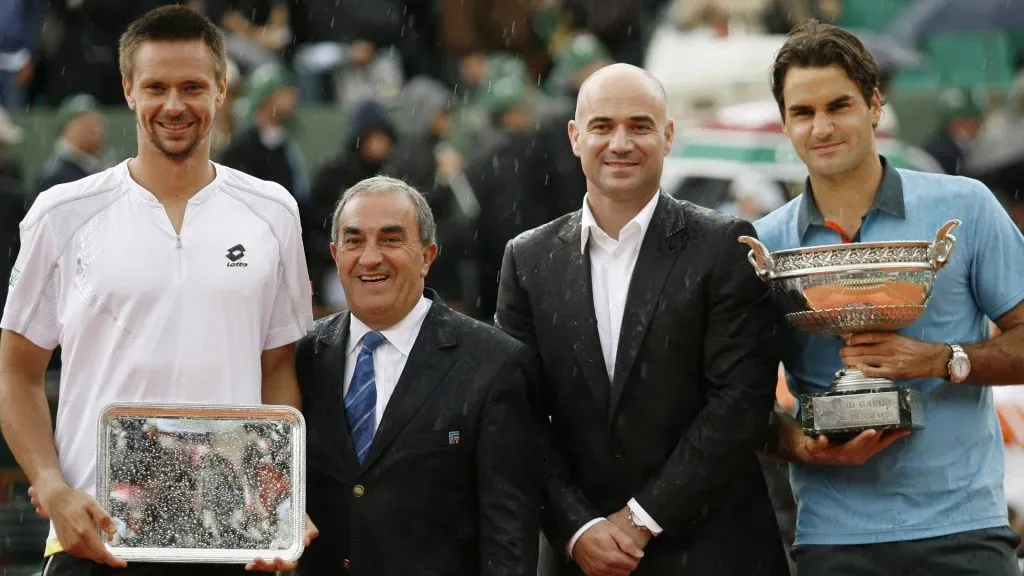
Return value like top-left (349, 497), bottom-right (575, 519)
top-left (95, 401), bottom-right (306, 563)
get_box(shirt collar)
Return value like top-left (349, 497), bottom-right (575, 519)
top-left (121, 159), bottom-right (222, 206)
top-left (348, 296), bottom-right (433, 357)
top-left (796, 155), bottom-right (905, 240)
top-left (580, 190), bottom-right (661, 254)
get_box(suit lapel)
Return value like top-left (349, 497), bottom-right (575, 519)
top-left (357, 303), bottom-right (458, 474)
top-left (608, 195), bottom-right (688, 420)
top-left (316, 313), bottom-right (362, 481)
top-left (557, 214), bottom-right (612, 413)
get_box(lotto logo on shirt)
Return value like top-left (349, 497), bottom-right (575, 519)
top-left (225, 244), bottom-right (248, 268)
top-left (8, 267), bottom-right (20, 288)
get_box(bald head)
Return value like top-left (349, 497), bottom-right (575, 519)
top-left (575, 63), bottom-right (668, 123)
top-left (567, 63), bottom-right (675, 205)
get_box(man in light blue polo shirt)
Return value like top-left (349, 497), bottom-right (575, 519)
top-left (756, 20), bottom-right (1024, 576)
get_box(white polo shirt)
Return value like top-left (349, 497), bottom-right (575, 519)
top-left (1, 159), bottom-right (314, 547)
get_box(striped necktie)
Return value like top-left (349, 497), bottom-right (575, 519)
top-left (345, 330), bottom-right (385, 464)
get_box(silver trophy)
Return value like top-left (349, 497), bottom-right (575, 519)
top-left (738, 219), bottom-right (960, 441)
top-left (95, 403), bottom-right (307, 563)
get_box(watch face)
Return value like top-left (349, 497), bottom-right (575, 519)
top-left (951, 357), bottom-right (970, 380)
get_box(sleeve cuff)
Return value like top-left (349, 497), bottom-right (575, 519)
top-left (264, 318), bottom-right (312, 350)
top-left (566, 518), bottom-right (604, 558)
top-left (627, 498), bottom-right (664, 536)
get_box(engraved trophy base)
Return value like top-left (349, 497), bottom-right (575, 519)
top-left (800, 368), bottom-right (924, 443)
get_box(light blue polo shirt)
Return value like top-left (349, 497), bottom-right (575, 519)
top-left (755, 157), bottom-right (1024, 546)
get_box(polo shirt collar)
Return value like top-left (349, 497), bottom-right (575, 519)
top-left (797, 155), bottom-right (905, 240)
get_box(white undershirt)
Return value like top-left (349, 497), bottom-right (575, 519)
top-left (344, 297), bottom-right (432, 432)
top-left (567, 191), bottom-right (665, 556)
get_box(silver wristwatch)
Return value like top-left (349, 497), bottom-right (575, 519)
top-left (627, 508), bottom-right (651, 533)
top-left (947, 344), bottom-right (971, 383)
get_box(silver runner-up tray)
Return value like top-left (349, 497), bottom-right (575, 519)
top-left (95, 403), bottom-right (306, 563)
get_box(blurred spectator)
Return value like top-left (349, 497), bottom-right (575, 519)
top-left (544, 32), bottom-right (613, 101)
top-left (454, 53), bottom-right (562, 158)
top-left (675, 0), bottom-right (769, 36)
top-left (676, 0), bottom-right (732, 37)
top-left (440, 0), bottom-right (536, 59)
top-left (453, 52), bottom-right (489, 102)
top-left (219, 63), bottom-right (309, 202)
top-left (559, 0), bottom-right (667, 66)
top-left (966, 72), bottom-right (1024, 230)
top-left (332, 47), bottom-right (404, 110)
top-left (289, 0), bottom-right (427, 106)
top-left (211, 57), bottom-right (243, 153)
top-left (463, 66), bottom-right (560, 320)
top-left (44, 0), bottom-right (169, 106)
top-left (205, 0), bottom-right (291, 73)
top-left (450, 47), bottom-right (588, 318)
top-left (815, 0), bottom-right (842, 22)
top-left (925, 88), bottom-right (985, 176)
top-left (719, 171), bottom-right (789, 221)
top-left (0, 107), bottom-right (26, 309)
top-left (528, 36), bottom-right (594, 232)
top-left (762, 0), bottom-right (841, 34)
top-left (35, 94), bottom-right (106, 195)
top-left (383, 77), bottom-right (475, 311)
top-left (306, 100), bottom-right (398, 307)
top-left (0, 0), bottom-right (43, 109)
top-left (876, 69), bottom-right (901, 137)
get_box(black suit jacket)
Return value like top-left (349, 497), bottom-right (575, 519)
top-left (295, 293), bottom-right (540, 576)
top-left (496, 193), bottom-right (788, 575)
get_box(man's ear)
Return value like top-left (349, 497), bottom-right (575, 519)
top-left (421, 242), bottom-right (439, 277)
top-left (568, 120), bottom-right (581, 158)
top-left (123, 75), bottom-right (135, 110)
top-left (870, 88), bottom-right (883, 129)
top-left (663, 117), bottom-right (676, 156)
top-left (215, 74), bottom-right (228, 109)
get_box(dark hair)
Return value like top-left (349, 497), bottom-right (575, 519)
top-left (770, 19), bottom-right (882, 119)
top-left (119, 5), bottom-right (227, 83)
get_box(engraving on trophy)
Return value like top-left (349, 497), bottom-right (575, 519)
top-left (811, 392), bottom-right (900, 430)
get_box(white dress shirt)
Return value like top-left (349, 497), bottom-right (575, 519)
top-left (567, 191), bottom-right (665, 557)
top-left (344, 296), bottom-right (433, 432)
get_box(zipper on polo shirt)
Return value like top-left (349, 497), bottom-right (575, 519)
top-left (176, 235), bottom-right (184, 281)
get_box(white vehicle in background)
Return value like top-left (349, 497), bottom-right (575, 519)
top-left (660, 100), bottom-right (943, 217)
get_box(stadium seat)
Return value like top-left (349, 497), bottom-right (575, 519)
top-left (925, 31), bottom-right (1016, 90)
top-left (838, 0), bottom-right (915, 32)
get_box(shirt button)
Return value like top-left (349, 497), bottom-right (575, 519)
top-left (352, 484), bottom-right (365, 498)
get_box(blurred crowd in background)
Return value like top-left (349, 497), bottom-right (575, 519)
top-left (2, 0), bottom-right (1024, 319)
top-left (2, 0), bottom-right (1024, 570)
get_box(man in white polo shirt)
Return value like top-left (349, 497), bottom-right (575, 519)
top-left (0, 5), bottom-right (315, 575)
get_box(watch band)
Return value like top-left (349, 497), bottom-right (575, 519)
top-left (947, 343), bottom-right (969, 382)
top-left (627, 508), bottom-right (651, 533)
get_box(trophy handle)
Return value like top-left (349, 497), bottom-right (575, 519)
top-left (737, 235), bottom-right (775, 281)
top-left (928, 219), bottom-right (961, 271)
